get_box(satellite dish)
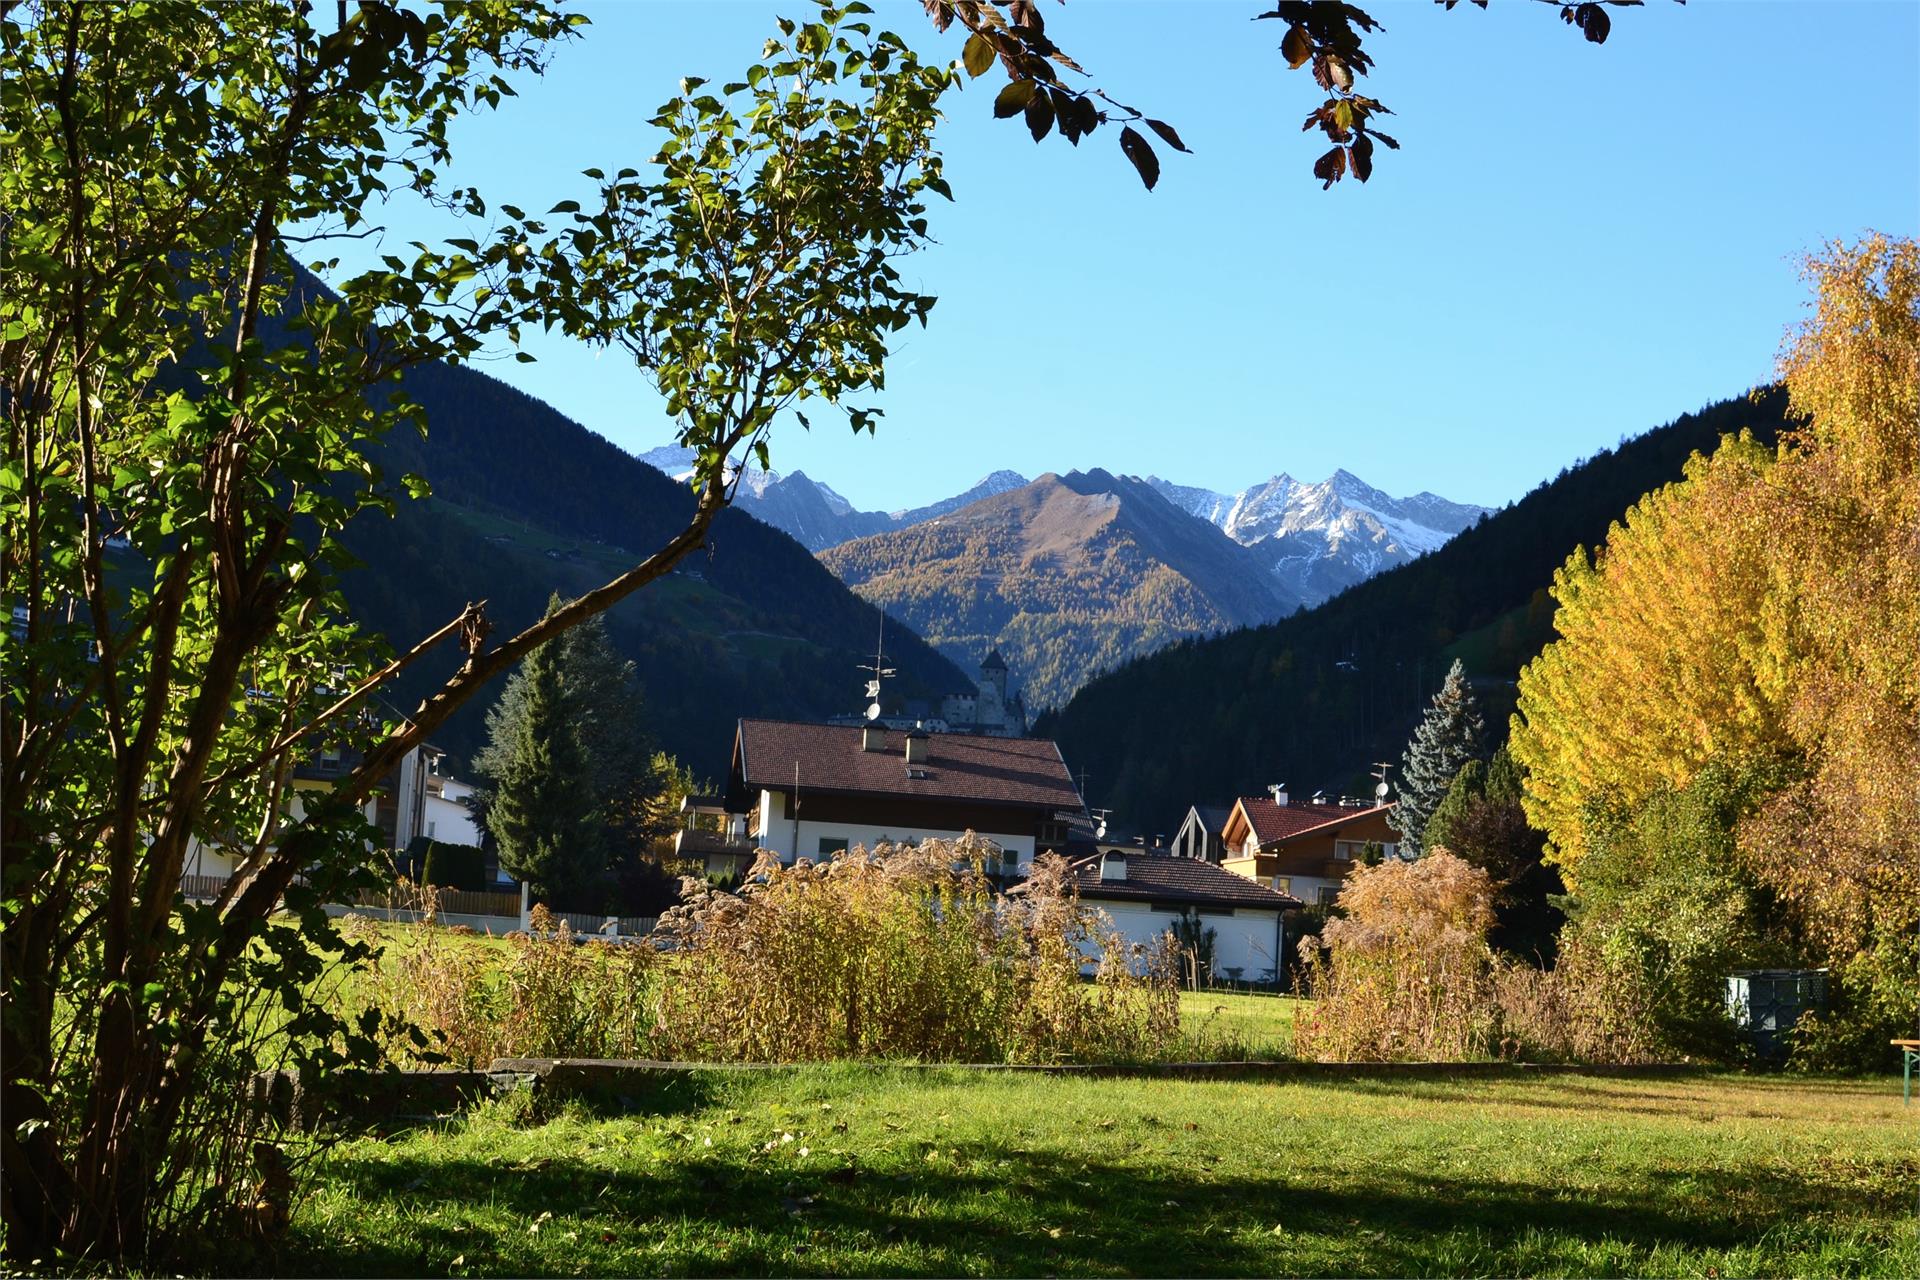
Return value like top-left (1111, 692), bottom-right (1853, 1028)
top-left (1095, 820), bottom-right (1107, 839)
top-left (1375, 781), bottom-right (1390, 800)
top-left (866, 701), bottom-right (883, 721)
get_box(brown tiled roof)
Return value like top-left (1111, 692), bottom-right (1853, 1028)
top-left (1237, 798), bottom-right (1396, 847)
top-left (1021, 851), bottom-right (1302, 910)
top-left (732, 720), bottom-right (1082, 811)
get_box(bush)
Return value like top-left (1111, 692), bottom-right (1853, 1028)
top-left (345, 836), bottom-right (1183, 1066)
top-left (1293, 853), bottom-right (1500, 1061)
top-left (343, 908), bottom-right (657, 1067)
top-left (1788, 940), bottom-right (1920, 1073)
top-left (1293, 853), bottom-right (1666, 1064)
top-left (649, 837), bottom-right (1181, 1063)
top-left (1489, 938), bottom-right (1664, 1064)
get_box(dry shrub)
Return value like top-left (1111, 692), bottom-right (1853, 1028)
top-left (1489, 938), bottom-right (1663, 1065)
top-left (649, 835), bottom-right (1180, 1063)
top-left (500, 907), bottom-right (656, 1059)
top-left (1294, 852), bottom-right (1499, 1061)
top-left (344, 907), bottom-right (657, 1066)
top-left (1295, 852), bottom-right (1666, 1064)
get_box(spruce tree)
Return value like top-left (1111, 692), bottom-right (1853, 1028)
top-left (1397, 658), bottom-right (1487, 855)
top-left (485, 623), bottom-right (606, 905)
top-left (475, 598), bottom-right (658, 852)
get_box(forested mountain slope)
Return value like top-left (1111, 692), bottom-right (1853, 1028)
top-left (339, 359), bottom-right (972, 777)
top-left (1040, 389), bottom-right (1793, 831)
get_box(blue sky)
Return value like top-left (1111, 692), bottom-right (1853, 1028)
top-left (332, 1), bottom-right (1920, 511)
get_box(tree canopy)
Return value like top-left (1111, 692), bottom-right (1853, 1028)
top-left (1, 1), bottom-right (950, 1259)
top-left (924, 0), bottom-right (1672, 190)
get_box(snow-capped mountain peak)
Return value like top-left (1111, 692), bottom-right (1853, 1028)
top-left (1146, 468), bottom-right (1491, 607)
top-left (633, 438), bottom-right (1487, 607)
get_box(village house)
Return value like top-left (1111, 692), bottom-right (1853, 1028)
top-left (1217, 786), bottom-right (1401, 906)
top-left (183, 741), bottom-right (482, 886)
top-left (1016, 848), bottom-right (1302, 984)
top-left (687, 718), bottom-right (1083, 877)
top-left (1169, 804), bottom-right (1232, 863)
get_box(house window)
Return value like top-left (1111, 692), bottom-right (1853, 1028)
top-left (1271, 877), bottom-right (1292, 895)
top-left (817, 837), bottom-right (850, 856)
top-left (1318, 886), bottom-right (1340, 907)
top-left (1334, 840), bottom-right (1359, 861)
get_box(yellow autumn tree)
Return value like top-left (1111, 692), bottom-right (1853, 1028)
top-left (1509, 433), bottom-right (1789, 880)
top-left (1743, 235), bottom-right (1920, 959)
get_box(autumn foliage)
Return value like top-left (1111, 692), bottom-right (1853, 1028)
top-left (1511, 235), bottom-right (1920, 1056)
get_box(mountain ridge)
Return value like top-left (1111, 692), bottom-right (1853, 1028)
top-left (818, 468), bottom-right (1302, 710)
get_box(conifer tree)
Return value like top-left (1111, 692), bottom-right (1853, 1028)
top-left (486, 624), bottom-right (606, 904)
top-left (1397, 659), bottom-right (1487, 854)
top-left (474, 597), bottom-right (656, 852)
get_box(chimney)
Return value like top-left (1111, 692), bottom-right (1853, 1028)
top-left (862, 724), bottom-right (886, 752)
top-left (1268, 783), bottom-right (1289, 807)
top-left (1100, 850), bottom-right (1127, 882)
top-left (903, 725), bottom-right (929, 766)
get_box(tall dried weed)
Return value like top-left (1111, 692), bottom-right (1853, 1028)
top-left (1294, 852), bottom-right (1661, 1063)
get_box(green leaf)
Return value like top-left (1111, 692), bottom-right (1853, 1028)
top-left (993, 79), bottom-right (1036, 119)
top-left (962, 32), bottom-right (994, 79)
top-left (166, 397), bottom-right (202, 430)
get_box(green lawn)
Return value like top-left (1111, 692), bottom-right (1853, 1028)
top-left (1178, 989), bottom-right (1302, 1057)
top-left (264, 1067), bottom-right (1918, 1278)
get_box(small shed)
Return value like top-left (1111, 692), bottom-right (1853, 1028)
top-left (1725, 969), bottom-right (1828, 1058)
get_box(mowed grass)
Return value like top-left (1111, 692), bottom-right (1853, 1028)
top-left (1178, 988), bottom-right (1302, 1057)
top-left (268, 1069), bottom-right (1918, 1278)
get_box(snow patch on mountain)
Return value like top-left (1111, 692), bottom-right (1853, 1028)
top-left (1147, 468), bottom-right (1491, 606)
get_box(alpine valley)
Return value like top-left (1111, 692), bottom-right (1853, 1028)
top-left (641, 447), bottom-right (1491, 710)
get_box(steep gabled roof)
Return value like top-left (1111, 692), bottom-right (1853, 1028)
top-left (730, 719), bottom-right (1082, 812)
top-left (1188, 804), bottom-right (1232, 837)
top-left (1023, 850), bottom-right (1301, 910)
top-left (1228, 797), bottom-right (1397, 848)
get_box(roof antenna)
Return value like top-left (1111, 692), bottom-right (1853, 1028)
top-left (857, 613), bottom-right (896, 722)
top-left (1372, 761), bottom-right (1393, 802)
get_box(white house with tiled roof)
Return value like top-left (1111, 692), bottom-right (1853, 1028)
top-left (1014, 848), bottom-right (1301, 984)
top-left (719, 718), bottom-right (1083, 875)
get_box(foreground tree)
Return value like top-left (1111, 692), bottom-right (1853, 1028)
top-left (1, 1), bottom-right (949, 1261)
top-left (1396, 658), bottom-right (1486, 854)
top-left (1741, 236), bottom-right (1920, 1058)
top-left (1508, 434), bottom-right (1784, 877)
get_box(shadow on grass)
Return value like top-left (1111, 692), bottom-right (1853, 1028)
top-left (256, 1120), bottom-right (1911, 1278)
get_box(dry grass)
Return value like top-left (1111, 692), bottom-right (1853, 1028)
top-left (332, 839), bottom-right (1187, 1066)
